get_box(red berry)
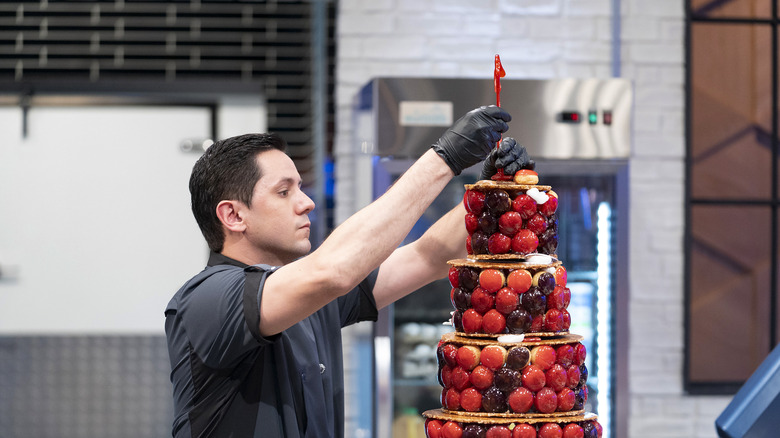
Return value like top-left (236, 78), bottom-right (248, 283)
top-left (444, 388), bottom-right (461, 410)
top-left (442, 420), bottom-right (464, 438)
top-left (483, 309), bottom-right (507, 334)
top-left (538, 423), bottom-right (562, 438)
top-left (562, 424), bottom-right (583, 438)
top-left (498, 211), bottom-right (523, 236)
top-left (546, 364), bottom-right (568, 392)
top-left (480, 345), bottom-right (508, 371)
top-left (460, 387), bottom-right (483, 412)
top-left (507, 386), bottom-right (534, 413)
top-left (507, 269), bottom-right (532, 293)
top-left (495, 287), bottom-right (520, 315)
top-left (439, 364), bottom-right (453, 388)
top-left (529, 315), bottom-right (544, 332)
top-left (526, 213), bottom-right (548, 235)
top-left (426, 419), bottom-right (444, 438)
top-left (466, 235), bottom-right (473, 254)
top-left (479, 269), bottom-right (505, 293)
top-left (521, 365), bottom-right (546, 392)
top-left (566, 365), bottom-right (581, 389)
top-left (543, 309), bottom-right (564, 332)
top-left (451, 366), bottom-right (472, 391)
top-left (512, 194), bottom-right (537, 219)
top-left (488, 233), bottom-right (512, 254)
top-left (465, 190), bottom-right (485, 215)
top-left (456, 346), bottom-right (481, 371)
top-left (487, 425), bottom-right (512, 438)
top-left (538, 196), bottom-right (558, 217)
top-left (555, 345), bottom-right (575, 367)
top-left (512, 424), bottom-right (537, 438)
top-left (511, 229), bottom-right (538, 254)
top-left (548, 286), bottom-right (568, 310)
top-left (471, 288), bottom-right (495, 314)
top-left (534, 387), bottom-right (558, 414)
top-left (465, 213), bottom-right (479, 234)
top-left (462, 309), bottom-right (483, 333)
top-left (448, 267), bottom-right (460, 288)
top-left (557, 388), bottom-right (576, 412)
top-left (531, 346), bottom-right (557, 370)
top-left (561, 310), bottom-right (571, 331)
top-left (470, 365), bottom-right (494, 390)
top-left (575, 344), bottom-right (587, 365)
top-left (594, 422), bottom-right (603, 438)
top-left (554, 265), bottom-right (567, 286)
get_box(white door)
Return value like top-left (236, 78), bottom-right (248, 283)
top-left (0, 104), bottom-right (213, 334)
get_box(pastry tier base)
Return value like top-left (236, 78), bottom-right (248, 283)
top-left (423, 409), bottom-right (597, 425)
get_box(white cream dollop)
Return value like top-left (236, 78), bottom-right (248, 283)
top-left (527, 187), bottom-right (550, 205)
top-left (497, 334), bottom-right (525, 343)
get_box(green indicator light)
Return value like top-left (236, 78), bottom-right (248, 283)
top-left (588, 111), bottom-right (598, 124)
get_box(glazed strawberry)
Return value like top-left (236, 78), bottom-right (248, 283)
top-left (529, 314), bottom-right (545, 332)
top-left (545, 364), bottom-right (568, 392)
top-left (460, 387), bottom-right (483, 412)
top-left (507, 386), bottom-right (534, 413)
top-left (486, 425), bottom-right (512, 438)
top-left (448, 267), bottom-right (460, 288)
top-left (451, 366), bottom-right (471, 391)
top-left (488, 233), bottom-right (512, 254)
top-left (456, 346), bottom-right (481, 371)
top-left (426, 419), bottom-right (444, 438)
top-left (479, 269), bottom-right (505, 293)
top-left (495, 287), bottom-right (520, 315)
top-left (464, 190), bottom-right (485, 215)
top-left (538, 195), bottom-right (558, 217)
top-left (555, 344), bottom-right (575, 367)
top-left (593, 422), bottom-right (603, 438)
top-left (561, 310), bottom-right (571, 331)
top-left (566, 365), bottom-right (581, 389)
top-left (512, 194), bottom-right (537, 219)
top-left (531, 346), bottom-right (556, 370)
top-left (511, 229), bottom-right (538, 254)
top-left (534, 387), bottom-right (558, 414)
top-left (543, 309), bottom-right (564, 332)
top-left (438, 364), bottom-right (453, 388)
top-left (574, 343), bottom-right (587, 366)
top-left (526, 213), bottom-right (548, 235)
top-left (507, 269), bottom-right (532, 293)
top-left (470, 288), bottom-right (495, 314)
top-left (466, 235), bottom-right (473, 254)
top-left (538, 423), bottom-right (562, 438)
top-left (498, 211), bottom-right (523, 236)
top-left (462, 309), bottom-right (483, 333)
top-left (470, 365), bottom-right (494, 390)
top-left (438, 342), bottom-right (459, 367)
top-left (442, 420), bottom-right (464, 438)
top-left (465, 213), bottom-right (479, 234)
top-left (444, 388), bottom-right (461, 410)
top-left (557, 388), bottom-right (575, 412)
top-left (548, 286), bottom-right (570, 310)
top-left (480, 345), bottom-right (508, 371)
top-left (512, 424), bottom-right (537, 438)
top-left (554, 265), bottom-right (567, 286)
top-left (521, 365), bottom-right (546, 392)
top-left (482, 309), bottom-right (507, 334)
top-left (562, 424), bottom-right (584, 438)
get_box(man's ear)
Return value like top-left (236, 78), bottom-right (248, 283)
top-left (216, 200), bottom-right (247, 232)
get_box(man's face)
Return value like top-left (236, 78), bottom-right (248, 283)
top-left (244, 149), bottom-right (315, 265)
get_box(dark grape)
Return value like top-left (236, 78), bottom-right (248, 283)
top-left (485, 190), bottom-right (511, 215)
top-left (538, 228), bottom-right (558, 254)
top-left (494, 367), bottom-right (521, 393)
top-left (521, 287), bottom-right (547, 316)
top-left (574, 387), bottom-right (586, 410)
top-left (452, 288), bottom-right (472, 311)
top-left (481, 386), bottom-right (507, 413)
top-left (579, 364), bottom-right (589, 388)
top-left (583, 422), bottom-right (597, 438)
top-left (477, 212), bottom-right (498, 235)
top-left (453, 311), bottom-right (464, 332)
top-left (506, 346), bottom-right (531, 370)
top-left (547, 213), bottom-right (558, 231)
top-left (462, 424), bottom-right (487, 438)
top-left (536, 272), bottom-right (556, 295)
top-left (471, 232), bottom-right (489, 255)
top-left (506, 309), bottom-right (532, 334)
top-left (459, 267), bottom-right (480, 291)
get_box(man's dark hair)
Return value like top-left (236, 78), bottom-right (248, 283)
top-left (189, 133), bottom-right (287, 253)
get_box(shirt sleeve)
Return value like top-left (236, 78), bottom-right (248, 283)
top-left (179, 266), bottom-right (276, 369)
top-left (337, 268), bottom-right (379, 327)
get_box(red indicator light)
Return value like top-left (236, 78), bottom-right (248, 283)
top-left (603, 110), bottom-right (613, 125)
top-left (559, 111), bottom-right (581, 123)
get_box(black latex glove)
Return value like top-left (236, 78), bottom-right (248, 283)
top-left (480, 137), bottom-right (535, 180)
top-left (431, 105), bottom-right (512, 175)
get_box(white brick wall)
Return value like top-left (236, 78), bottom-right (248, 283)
top-left (335, 1), bottom-right (733, 437)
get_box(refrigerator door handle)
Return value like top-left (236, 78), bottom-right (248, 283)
top-left (374, 335), bottom-right (392, 438)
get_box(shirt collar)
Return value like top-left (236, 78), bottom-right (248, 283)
top-left (207, 251), bottom-right (249, 269)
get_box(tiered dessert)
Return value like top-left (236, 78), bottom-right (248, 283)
top-left (422, 169), bottom-right (603, 438)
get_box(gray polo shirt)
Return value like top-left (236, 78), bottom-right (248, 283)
top-left (165, 252), bottom-right (378, 438)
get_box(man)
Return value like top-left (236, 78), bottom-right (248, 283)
top-left (165, 105), bottom-right (528, 437)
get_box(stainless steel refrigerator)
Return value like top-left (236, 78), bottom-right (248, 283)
top-left (349, 77), bottom-right (632, 438)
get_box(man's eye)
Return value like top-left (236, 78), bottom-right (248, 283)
top-left (279, 190), bottom-right (289, 197)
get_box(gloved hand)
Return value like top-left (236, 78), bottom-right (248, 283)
top-left (480, 137), bottom-right (535, 181)
top-left (431, 105), bottom-right (511, 175)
